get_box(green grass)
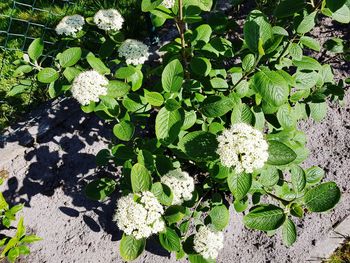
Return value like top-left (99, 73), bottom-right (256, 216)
top-left (325, 240), bottom-right (350, 263)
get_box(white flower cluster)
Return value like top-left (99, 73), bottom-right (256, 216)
top-left (94, 9), bottom-right (124, 31)
top-left (161, 170), bottom-right (195, 205)
top-left (55, 15), bottom-right (85, 37)
top-left (161, 0), bottom-right (176, 8)
top-left (193, 225), bottom-right (224, 260)
top-left (71, 70), bottom-right (108, 105)
top-left (118, 39), bottom-right (149, 66)
top-left (216, 123), bottom-right (269, 174)
top-left (114, 191), bottom-right (165, 239)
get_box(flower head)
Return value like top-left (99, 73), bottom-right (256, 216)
top-left (114, 191), bottom-right (165, 239)
top-left (194, 225), bottom-right (224, 260)
top-left (161, 170), bottom-right (195, 205)
top-left (71, 70), bottom-right (108, 105)
top-left (216, 123), bottom-right (269, 173)
top-left (55, 15), bottom-right (85, 37)
top-left (161, 0), bottom-right (176, 8)
top-left (118, 39), bottom-right (149, 66)
top-left (94, 9), bottom-right (124, 31)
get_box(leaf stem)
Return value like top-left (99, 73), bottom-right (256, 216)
top-left (176, 0), bottom-right (190, 78)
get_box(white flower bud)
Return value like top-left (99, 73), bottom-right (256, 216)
top-left (71, 70), bottom-right (108, 105)
top-left (216, 123), bottom-right (269, 173)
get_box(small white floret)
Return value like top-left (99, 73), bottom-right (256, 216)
top-left (161, 170), bottom-right (195, 205)
top-left (216, 123), bottom-right (269, 173)
top-left (94, 9), bottom-right (124, 31)
top-left (71, 70), bottom-right (108, 105)
top-left (114, 191), bottom-right (165, 239)
top-left (193, 225), bottom-right (224, 260)
top-left (55, 15), bottom-right (85, 37)
top-left (118, 39), bottom-right (149, 66)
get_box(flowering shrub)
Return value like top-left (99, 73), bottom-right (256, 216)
top-left (13, 0), bottom-right (349, 261)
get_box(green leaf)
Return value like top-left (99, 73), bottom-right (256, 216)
top-left (304, 182), bottom-right (341, 212)
top-left (182, 111), bottom-right (197, 130)
top-left (192, 24), bottom-right (212, 46)
top-left (58, 47), bottom-right (82, 68)
top-left (277, 104), bottom-right (296, 130)
top-left (274, 0), bottom-right (305, 18)
top-left (13, 65), bottom-right (33, 77)
top-left (259, 166), bottom-right (280, 187)
top-left (290, 165), bottom-right (306, 192)
top-left (151, 182), bottom-right (173, 206)
top-left (86, 53), bottom-right (110, 75)
top-left (190, 57), bottom-right (211, 76)
top-left (210, 77), bottom-right (228, 90)
top-left (7, 85), bottom-right (30, 96)
top-left (297, 11), bottom-right (317, 34)
top-left (15, 217), bottom-right (25, 240)
top-left (63, 67), bottom-right (81, 82)
top-left (290, 203), bottom-right (304, 218)
top-left (289, 43), bottom-right (303, 61)
top-left (37, 68), bottom-right (59, 83)
top-left (131, 163), bottom-right (152, 193)
top-left (282, 218), bottom-right (297, 247)
top-left (325, 0), bottom-right (346, 12)
top-left (309, 102), bottom-right (327, 122)
top-left (253, 70), bottom-right (289, 107)
top-left (107, 80), bottom-right (130, 98)
top-left (267, 140), bottom-right (297, 165)
top-left (20, 235), bottom-right (42, 243)
top-left (184, 0), bottom-right (213, 11)
top-left (162, 59), bottom-right (184, 93)
top-left (145, 91), bottom-right (164, 106)
top-left (159, 227), bottom-right (181, 252)
top-left (113, 121), bottom-right (135, 141)
top-left (332, 5), bottom-right (350, 23)
top-left (155, 107), bottom-right (183, 145)
top-left (18, 245), bottom-right (30, 255)
top-left (292, 56), bottom-right (322, 71)
top-left (7, 247), bottom-right (19, 263)
top-left (244, 21), bottom-right (259, 53)
top-left (209, 205), bottom-right (230, 231)
top-left (227, 172), bottom-right (252, 201)
top-left (242, 54), bottom-right (255, 72)
top-left (243, 204), bottom-right (286, 231)
top-left (116, 66), bottom-right (136, 78)
top-left (305, 166), bottom-right (325, 184)
top-left (119, 234), bottom-right (146, 261)
top-left (188, 254), bottom-right (214, 263)
top-left (244, 10), bottom-right (273, 53)
top-left (28, 38), bottom-right (44, 60)
top-left (300, 36), bottom-right (321, 51)
top-left (178, 131), bottom-right (219, 162)
top-left (85, 178), bottom-right (116, 201)
top-left (0, 192), bottom-right (9, 210)
top-left (201, 96), bottom-right (234, 117)
top-left (164, 205), bottom-right (186, 224)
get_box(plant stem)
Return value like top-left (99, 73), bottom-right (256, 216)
top-left (264, 189), bottom-right (292, 204)
top-left (229, 55), bottom-right (262, 92)
top-left (276, 34), bottom-right (297, 64)
top-left (176, 0), bottom-right (190, 78)
top-left (183, 191), bottom-right (209, 239)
